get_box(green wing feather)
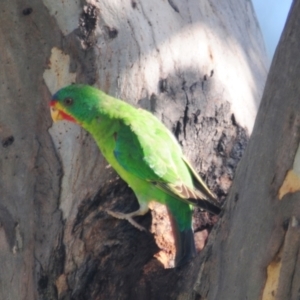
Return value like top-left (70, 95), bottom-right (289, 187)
top-left (114, 116), bottom-right (179, 183)
top-left (113, 109), bottom-right (220, 214)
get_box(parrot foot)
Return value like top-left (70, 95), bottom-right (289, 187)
top-left (106, 207), bottom-right (148, 232)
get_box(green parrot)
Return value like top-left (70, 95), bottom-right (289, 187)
top-left (50, 84), bottom-right (220, 267)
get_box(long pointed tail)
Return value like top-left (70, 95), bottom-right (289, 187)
top-left (166, 200), bottom-right (196, 267)
top-left (174, 227), bottom-right (196, 267)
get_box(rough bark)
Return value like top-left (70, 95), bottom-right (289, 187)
top-left (0, 0), bottom-right (267, 299)
top-left (196, 1), bottom-right (300, 299)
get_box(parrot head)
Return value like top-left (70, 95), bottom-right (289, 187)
top-left (50, 84), bottom-right (100, 124)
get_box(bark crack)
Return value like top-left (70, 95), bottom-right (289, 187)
top-left (182, 81), bottom-right (190, 140)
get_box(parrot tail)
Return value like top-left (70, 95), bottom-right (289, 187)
top-left (166, 201), bottom-right (196, 268)
top-left (174, 228), bottom-right (196, 267)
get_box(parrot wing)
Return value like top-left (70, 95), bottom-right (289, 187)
top-left (113, 114), bottom-right (220, 214)
top-left (113, 117), bottom-right (179, 184)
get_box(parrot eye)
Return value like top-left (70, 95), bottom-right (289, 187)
top-left (64, 97), bottom-right (73, 106)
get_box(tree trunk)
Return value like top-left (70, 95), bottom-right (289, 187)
top-left (196, 1), bottom-right (300, 299)
top-left (0, 0), bottom-right (267, 299)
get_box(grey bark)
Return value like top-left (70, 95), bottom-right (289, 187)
top-left (196, 1), bottom-right (300, 299)
top-left (0, 0), bottom-right (268, 299)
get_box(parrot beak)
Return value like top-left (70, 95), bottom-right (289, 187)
top-left (50, 100), bottom-right (77, 123)
top-left (50, 105), bottom-right (64, 122)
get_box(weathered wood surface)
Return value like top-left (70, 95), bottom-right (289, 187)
top-left (0, 0), bottom-right (267, 299)
top-left (196, 1), bottom-right (300, 299)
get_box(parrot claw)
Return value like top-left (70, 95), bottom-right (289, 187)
top-left (106, 210), bottom-right (147, 231)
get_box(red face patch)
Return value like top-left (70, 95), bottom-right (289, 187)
top-left (50, 100), bottom-right (77, 123)
top-left (49, 100), bottom-right (56, 107)
top-left (59, 110), bottom-right (77, 122)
